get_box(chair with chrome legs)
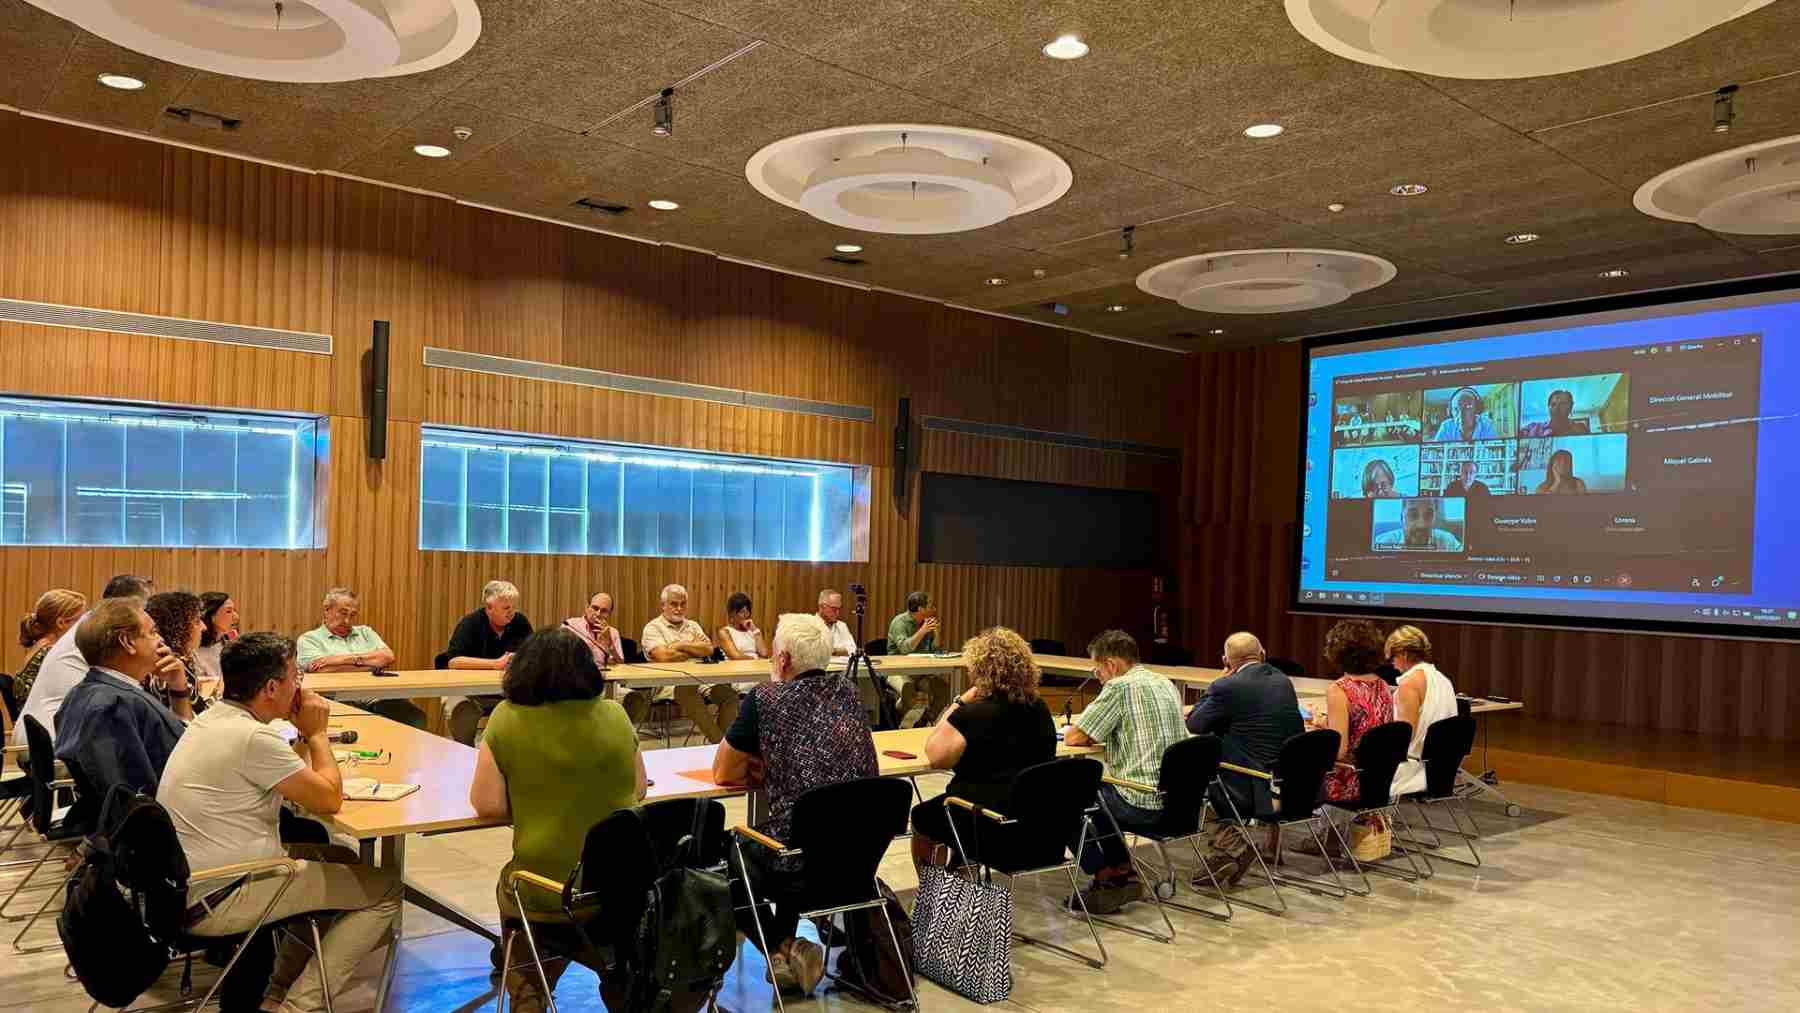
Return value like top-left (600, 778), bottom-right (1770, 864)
top-left (1224, 728), bottom-right (1367, 903)
top-left (1321, 720), bottom-right (1425, 884)
top-left (5, 716), bottom-right (87, 952)
top-left (731, 777), bottom-right (916, 1013)
top-left (1395, 714), bottom-right (1482, 870)
top-left (502, 797), bottom-right (731, 1013)
top-left (943, 756), bottom-right (1108, 968)
top-left (1090, 734), bottom-right (1234, 938)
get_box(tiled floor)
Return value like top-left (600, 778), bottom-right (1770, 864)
top-left (6, 772), bottom-right (1799, 1012)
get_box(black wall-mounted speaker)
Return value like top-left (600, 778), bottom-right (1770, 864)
top-left (894, 396), bottom-right (912, 510)
top-left (367, 320), bottom-right (390, 460)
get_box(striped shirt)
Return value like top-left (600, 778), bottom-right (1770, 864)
top-left (1074, 665), bottom-right (1187, 810)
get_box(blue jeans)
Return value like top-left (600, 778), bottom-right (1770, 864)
top-left (1079, 783), bottom-right (1162, 875)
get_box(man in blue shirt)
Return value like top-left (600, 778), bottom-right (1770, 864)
top-left (1432, 387), bottom-right (1499, 442)
top-left (53, 599), bottom-right (191, 831)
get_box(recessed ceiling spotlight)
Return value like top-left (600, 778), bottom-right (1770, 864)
top-left (1504, 232), bottom-right (1539, 244)
top-left (1105, 303), bottom-right (1127, 313)
top-left (985, 276), bottom-right (1007, 286)
top-left (834, 243), bottom-right (863, 254)
top-left (1209, 328), bottom-right (1226, 335)
top-left (1043, 34), bottom-right (1089, 60)
top-left (1390, 183), bottom-right (1428, 197)
top-left (648, 199), bottom-right (680, 210)
top-left (413, 143), bottom-right (451, 158)
top-left (1032, 268), bottom-right (1047, 278)
top-left (97, 72), bottom-right (145, 91)
top-left (1326, 202), bottom-right (1346, 213)
top-left (1598, 268), bottom-right (1631, 279)
top-left (1244, 123), bottom-right (1284, 139)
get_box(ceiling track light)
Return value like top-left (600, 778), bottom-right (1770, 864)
top-left (1504, 232), bottom-right (1540, 245)
top-left (652, 87), bottom-right (674, 136)
top-left (1598, 268), bottom-right (1631, 279)
top-left (1118, 224), bottom-right (1136, 260)
top-left (985, 276), bottom-right (1007, 286)
top-left (1104, 303), bottom-right (1127, 313)
top-left (1209, 328), bottom-right (1226, 335)
top-left (1713, 84), bottom-right (1738, 134)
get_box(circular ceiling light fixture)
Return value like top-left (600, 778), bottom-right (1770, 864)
top-left (1042, 34), bottom-right (1089, 60)
top-left (1284, 0), bottom-right (1776, 80)
top-left (1504, 232), bottom-right (1540, 244)
top-left (648, 199), bottom-right (680, 210)
top-left (1390, 182), bottom-right (1428, 197)
top-left (834, 243), bottom-right (863, 254)
top-left (1634, 135), bottom-right (1800, 235)
top-left (1136, 248), bottom-right (1397, 314)
top-left (1244, 123), bottom-right (1285, 139)
top-left (746, 124), bottom-right (1073, 235)
top-left (96, 72), bottom-right (145, 90)
top-left (28, 0), bottom-right (483, 83)
top-left (413, 143), bottom-right (451, 158)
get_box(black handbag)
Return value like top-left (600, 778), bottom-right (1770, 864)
top-left (834, 878), bottom-right (915, 1006)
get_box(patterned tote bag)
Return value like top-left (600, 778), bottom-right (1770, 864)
top-left (911, 863), bottom-right (1013, 1003)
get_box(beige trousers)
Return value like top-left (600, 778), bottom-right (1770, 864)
top-left (186, 849), bottom-right (402, 1013)
top-left (621, 684), bottom-right (739, 742)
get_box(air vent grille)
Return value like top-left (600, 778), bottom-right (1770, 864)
top-left (572, 198), bottom-right (630, 215)
top-left (921, 415), bottom-right (1178, 459)
top-left (0, 298), bottom-right (330, 354)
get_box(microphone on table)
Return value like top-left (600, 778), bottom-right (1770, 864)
top-left (1064, 673), bottom-right (1099, 729)
top-left (327, 729), bottom-right (359, 744)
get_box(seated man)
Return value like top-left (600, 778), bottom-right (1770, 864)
top-left (564, 592), bottom-right (641, 721)
top-left (817, 590), bottom-right (857, 657)
top-left (14, 573), bottom-right (154, 747)
top-left (1063, 629), bottom-right (1187, 915)
top-left (161, 633), bottom-right (401, 1013)
top-left (52, 598), bottom-right (193, 830)
top-left (296, 587), bottom-right (425, 728)
top-left (884, 591), bottom-right (952, 727)
top-left (443, 580), bottom-right (533, 744)
top-left (640, 583), bottom-right (736, 743)
top-left (1185, 632), bottom-right (1303, 886)
top-left (714, 614), bottom-right (876, 996)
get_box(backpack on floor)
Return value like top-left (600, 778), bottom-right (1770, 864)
top-left (833, 878), bottom-right (915, 1006)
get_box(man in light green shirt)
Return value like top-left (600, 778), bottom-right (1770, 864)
top-left (1064, 629), bottom-right (1187, 914)
top-left (882, 591), bottom-right (951, 727)
top-left (296, 587), bottom-right (425, 727)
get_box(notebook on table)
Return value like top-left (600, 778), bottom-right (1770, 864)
top-left (343, 777), bottom-right (419, 801)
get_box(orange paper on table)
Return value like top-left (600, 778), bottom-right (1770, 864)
top-left (676, 768), bottom-right (719, 784)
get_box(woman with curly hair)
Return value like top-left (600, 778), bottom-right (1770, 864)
top-left (1308, 619), bottom-right (1396, 858)
top-left (908, 626), bottom-right (1057, 873)
top-left (145, 590), bottom-right (208, 712)
top-left (13, 589), bottom-right (86, 703)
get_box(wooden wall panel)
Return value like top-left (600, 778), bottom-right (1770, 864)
top-left (1177, 343), bottom-right (1800, 741)
top-left (0, 118), bottom-right (1185, 687)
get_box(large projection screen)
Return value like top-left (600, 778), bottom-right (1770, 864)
top-left (1295, 281), bottom-right (1800, 641)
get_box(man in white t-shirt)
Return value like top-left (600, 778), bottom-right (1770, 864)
top-left (159, 633), bottom-right (400, 1013)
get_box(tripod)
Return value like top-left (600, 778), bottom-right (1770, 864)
top-left (843, 583), bottom-right (897, 729)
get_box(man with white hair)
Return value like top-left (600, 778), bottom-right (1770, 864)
top-left (442, 580), bottom-right (533, 744)
top-left (297, 587), bottom-right (423, 727)
top-left (816, 589), bottom-right (857, 657)
top-left (713, 614), bottom-right (875, 996)
top-left (1185, 630), bottom-right (1303, 886)
top-left (640, 583), bottom-right (735, 743)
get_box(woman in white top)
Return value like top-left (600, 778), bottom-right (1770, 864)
top-left (193, 592), bottom-right (239, 697)
top-left (716, 591), bottom-right (769, 660)
top-left (1388, 624), bottom-right (1458, 798)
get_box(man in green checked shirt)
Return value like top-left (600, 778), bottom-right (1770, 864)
top-left (1064, 629), bottom-right (1187, 915)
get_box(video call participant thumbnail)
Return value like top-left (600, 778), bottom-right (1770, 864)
top-left (1424, 384), bottom-right (1516, 443)
top-left (1372, 497), bottom-right (1466, 552)
top-left (1518, 373), bottom-right (1629, 438)
top-left (1517, 435), bottom-right (1628, 494)
top-left (1331, 445), bottom-right (1420, 499)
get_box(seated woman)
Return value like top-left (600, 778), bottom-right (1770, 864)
top-left (713, 613), bottom-right (875, 997)
top-left (12, 589), bottom-right (86, 722)
top-left (470, 628), bottom-right (645, 1013)
top-left (192, 592), bottom-right (239, 694)
top-left (910, 627), bottom-right (1055, 873)
top-left (145, 591), bottom-right (208, 715)
top-left (716, 591), bottom-right (769, 660)
top-left (1310, 619), bottom-right (1396, 857)
top-left (1534, 449), bottom-right (1588, 494)
top-left (1387, 625), bottom-right (1457, 798)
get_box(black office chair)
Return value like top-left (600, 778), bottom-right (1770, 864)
top-left (433, 651), bottom-right (451, 670)
top-left (505, 798), bottom-right (732, 1013)
top-left (1322, 720), bottom-right (1423, 884)
top-left (3, 716), bottom-right (86, 952)
top-left (1145, 644), bottom-right (1194, 666)
top-left (1214, 729), bottom-right (1362, 908)
top-left (1266, 657), bottom-right (1306, 679)
top-left (945, 756), bottom-right (1108, 968)
top-left (1027, 639), bottom-right (1066, 657)
top-left (86, 793), bottom-right (340, 1012)
top-left (1030, 640), bottom-right (1084, 688)
top-left (1093, 735), bottom-right (1234, 930)
top-left (863, 638), bottom-right (888, 657)
top-left (620, 637), bottom-right (645, 664)
top-left (1396, 715), bottom-right (1482, 870)
top-left (730, 778), bottom-right (915, 1012)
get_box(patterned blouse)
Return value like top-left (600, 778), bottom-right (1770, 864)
top-left (1323, 676), bottom-right (1394, 802)
top-left (12, 644), bottom-right (51, 704)
top-left (741, 670), bottom-right (876, 866)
